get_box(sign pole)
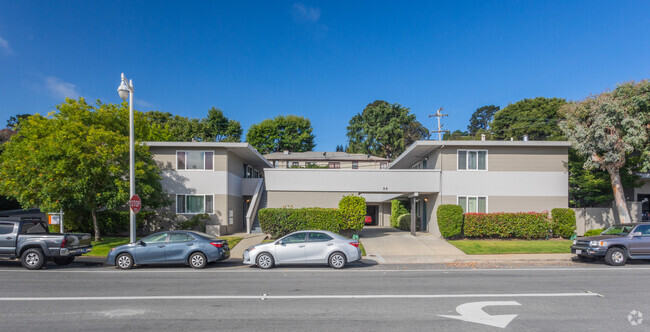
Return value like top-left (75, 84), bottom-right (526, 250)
top-left (60, 208), bottom-right (63, 233)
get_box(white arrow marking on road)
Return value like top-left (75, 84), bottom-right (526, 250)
top-left (438, 301), bottom-right (521, 328)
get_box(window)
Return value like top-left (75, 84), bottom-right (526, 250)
top-left (634, 225), bottom-right (650, 236)
top-left (380, 162), bottom-right (387, 169)
top-left (292, 162), bottom-right (299, 167)
top-left (458, 196), bottom-right (487, 213)
top-left (458, 150), bottom-right (487, 170)
top-left (169, 233), bottom-right (192, 242)
top-left (0, 223), bottom-right (14, 235)
top-left (281, 233), bottom-right (306, 244)
top-left (308, 232), bottom-right (333, 242)
top-left (20, 222), bottom-right (48, 234)
top-left (142, 233), bottom-right (168, 244)
top-left (272, 160), bottom-right (278, 168)
top-left (352, 161), bottom-right (358, 169)
top-left (177, 195), bottom-right (214, 214)
top-left (177, 151), bottom-right (214, 170)
top-left (328, 162), bottom-right (340, 169)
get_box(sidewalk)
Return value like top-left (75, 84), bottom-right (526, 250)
top-left (228, 232), bottom-right (267, 259)
top-left (359, 227), bottom-right (574, 264)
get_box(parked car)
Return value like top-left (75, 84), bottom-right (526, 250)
top-left (571, 223), bottom-right (650, 266)
top-left (243, 230), bottom-right (362, 269)
top-left (106, 230), bottom-right (230, 269)
top-left (0, 217), bottom-right (92, 270)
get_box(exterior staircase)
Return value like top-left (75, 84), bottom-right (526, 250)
top-left (250, 190), bottom-right (266, 233)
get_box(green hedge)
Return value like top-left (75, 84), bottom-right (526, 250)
top-left (61, 210), bottom-right (156, 235)
top-left (259, 207), bottom-right (341, 238)
top-left (437, 205), bottom-right (464, 238)
top-left (551, 208), bottom-right (576, 238)
top-left (339, 195), bottom-right (366, 231)
top-left (584, 228), bottom-right (604, 237)
top-left (397, 213), bottom-right (421, 231)
top-left (464, 212), bottom-right (550, 239)
top-left (390, 200), bottom-right (409, 228)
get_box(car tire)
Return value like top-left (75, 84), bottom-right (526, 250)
top-left (256, 252), bottom-right (274, 269)
top-left (189, 252), bottom-right (207, 269)
top-left (605, 247), bottom-right (626, 266)
top-left (116, 253), bottom-right (134, 270)
top-left (328, 252), bottom-right (346, 269)
top-left (21, 248), bottom-right (46, 270)
top-left (53, 256), bottom-right (75, 266)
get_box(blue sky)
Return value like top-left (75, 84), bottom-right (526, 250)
top-left (1, 1), bottom-right (648, 150)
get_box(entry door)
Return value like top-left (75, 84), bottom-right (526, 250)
top-left (275, 233), bottom-right (307, 264)
top-left (135, 233), bottom-right (169, 264)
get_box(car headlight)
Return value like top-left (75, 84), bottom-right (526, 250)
top-left (573, 240), bottom-right (577, 245)
top-left (589, 240), bottom-right (601, 247)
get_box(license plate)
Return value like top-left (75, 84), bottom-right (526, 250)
top-left (575, 249), bottom-right (582, 254)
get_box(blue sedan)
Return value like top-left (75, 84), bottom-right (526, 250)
top-left (106, 231), bottom-right (230, 269)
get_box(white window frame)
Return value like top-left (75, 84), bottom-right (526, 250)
top-left (352, 161), bottom-right (358, 169)
top-left (457, 195), bottom-right (488, 213)
top-left (456, 149), bottom-right (488, 171)
top-left (176, 194), bottom-right (214, 214)
top-left (176, 150), bottom-right (214, 171)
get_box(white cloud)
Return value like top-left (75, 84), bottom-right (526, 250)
top-left (292, 3), bottom-right (321, 23)
top-left (0, 34), bottom-right (13, 54)
top-left (45, 76), bottom-right (80, 100)
top-left (135, 98), bottom-right (153, 108)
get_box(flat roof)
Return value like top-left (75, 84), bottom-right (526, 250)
top-left (264, 151), bottom-right (389, 162)
top-left (390, 140), bottom-right (572, 169)
top-left (144, 141), bottom-right (272, 169)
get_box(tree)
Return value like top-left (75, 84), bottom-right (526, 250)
top-left (0, 98), bottom-right (170, 240)
top-left (335, 145), bottom-right (345, 152)
top-left (346, 100), bottom-right (429, 158)
top-left (6, 114), bottom-right (31, 130)
top-left (246, 115), bottom-right (315, 154)
top-left (204, 107), bottom-right (242, 142)
top-left (491, 97), bottom-right (567, 140)
top-left (559, 80), bottom-right (649, 223)
top-left (467, 105), bottom-right (499, 135)
top-left (143, 107), bottom-right (242, 142)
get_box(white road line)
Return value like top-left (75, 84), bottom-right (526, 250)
top-left (0, 292), bottom-right (602, 301)
top-left (0, 267), bottom-right (649, 273)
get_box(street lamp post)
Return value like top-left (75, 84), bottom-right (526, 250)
top-left (117, 73), bottom-right (136, 244)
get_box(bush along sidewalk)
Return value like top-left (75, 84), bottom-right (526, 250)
top-left (463, 212), bottom-right (550, 239)
top-left (437, 204), bottom-right (464, 238)
top-left (551, 208), bottom-right (576, 238)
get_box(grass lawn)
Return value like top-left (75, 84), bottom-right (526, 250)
top-left (84, 235), bottom-right (244, 257)
top-left (448, 239), bottom-right (572, 255)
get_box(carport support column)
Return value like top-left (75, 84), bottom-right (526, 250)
top-left (410, 198), bottom-right (416, 236)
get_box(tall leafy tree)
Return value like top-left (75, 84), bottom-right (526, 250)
top-left (467, 105), bottom-right (499, 135)
top-left (346, 100), bottom-right (429, 158)
top-left (0, 98), bottom-right (170, 240)
top-left (491, 97), bottom-right (566, 140)
top-left (144, 107), bottom-right (242, 142)
top-left (6, 113), bottom-right (31, 130)
top-left (246, 115), bottom-right (315, 154)
top-left (560, 80), bottom-right (649, 223)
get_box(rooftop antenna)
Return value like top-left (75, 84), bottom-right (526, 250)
top-left (428, 107), bottom-right (449, 141)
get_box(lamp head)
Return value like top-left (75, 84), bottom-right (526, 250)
top-left (117, 73), bottom-right (130, 101)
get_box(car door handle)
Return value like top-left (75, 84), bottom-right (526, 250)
top-left (6, 237), bottom-right (12, 240)
top-left (327, 243), bottom-right (334, 246)
top-left (298, 245), bottom-right (305, 248)
top-left (158, 245), bottom-right (165, 248)
top-left (187, 242), bottom-right (193, 246)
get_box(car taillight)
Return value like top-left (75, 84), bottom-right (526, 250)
top-left (349, 242), bottom-right (359, 248)
top-left (210, 242), bottom-right (223, 248)
top-left (60, 237), bottom-right (67, 248)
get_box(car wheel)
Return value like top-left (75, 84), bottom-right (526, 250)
top-left (329, 252), bottom-right (346, 269)
top-left (53, 257), bottom-right (75, 266)
top-left (116, 253), bottom-right (134, 270)
top-left (189, 252), bottom-right (207, 269)
top-left (605, 247), bottom-right (626, 266)
top-left (256, 253), bottom-right (274, 269)
top-left (21, 248), bottom-right (45, 270)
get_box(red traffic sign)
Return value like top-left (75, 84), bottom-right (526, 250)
top-left (129, 195), bottom-right (142, 214)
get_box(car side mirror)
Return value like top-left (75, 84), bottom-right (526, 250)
top-left (633, 232), bottom-right (642, 237)
top-left (275, 240), bottom-right (283, 245)
top-left (139, 240), bottom-right (146, 246)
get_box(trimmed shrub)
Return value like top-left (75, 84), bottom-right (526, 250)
top-left (584, 228), bottom-right (604, 237)
top-left (390, 200), bottom-right (409, 228)
top-left (464, 212), bottom-right (550, 239)
top-left (437, 205), bottom-right (464, 238)
top-left (259, 207), bottom-right (341, 238)
top-left (397, 213), bottom-right (421, 231)
top-left (62, 210), bottom-right (156, 236)
top-left (339, 195), bottom-right (366, 232)
top-left (177, 213), bottom-right (209, 232)
top-left (551, 208), bottom-right (576, 238)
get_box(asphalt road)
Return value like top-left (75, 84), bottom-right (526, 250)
top-left (0, 260), bottom-right (648, 331)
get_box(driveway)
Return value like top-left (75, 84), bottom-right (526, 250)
top-left (359, 227), bottom-right (467, 264)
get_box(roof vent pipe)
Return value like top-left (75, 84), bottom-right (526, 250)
top-left (481, 134), bottom-right (486, 141)
top-left (283, 150), bottom-right (289, 155)
top-left (523, 134), bottom-right (529, 142)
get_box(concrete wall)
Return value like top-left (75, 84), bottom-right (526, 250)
top-left (438, 146), bottom-right (568, 172)
top-left (267, 191), bottom-right (356, 208)
top-left (574, 202), bottom-right (643, 235)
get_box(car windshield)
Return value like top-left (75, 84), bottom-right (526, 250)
top-left (602, 225), bottom-right (634, 236)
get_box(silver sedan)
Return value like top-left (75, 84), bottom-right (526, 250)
top-left (243, 230), bottom-right (362, 269)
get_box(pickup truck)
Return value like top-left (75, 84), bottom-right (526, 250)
top-left (571, 223), bottom-right (650, 266)
top-left (0, 217), bottom-right (92, 270)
